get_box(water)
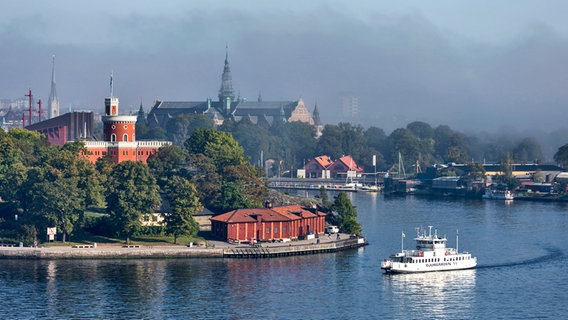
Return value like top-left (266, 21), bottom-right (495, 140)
top-left (1, 193), bottom-right (567, 319)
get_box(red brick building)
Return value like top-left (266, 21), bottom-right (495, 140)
top-left (328, 155), bottom-right (364, 178)
top-left (304, 155), bottom-right (333, 178)
top-left (81, 95), bottom-right (170, 164)
top-left (210, 204), bottom-right (326, 243)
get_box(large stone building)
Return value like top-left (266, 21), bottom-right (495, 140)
top-left (147, 48), bottom-right (322, 134)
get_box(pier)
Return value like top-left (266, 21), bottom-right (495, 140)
top-left (0, 236), bottom-right (367, 260)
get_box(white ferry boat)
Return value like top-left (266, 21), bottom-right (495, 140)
top-left (482, 188), bottom-right (514, 200)
top-left (381, 226), bottom-right (477, 273)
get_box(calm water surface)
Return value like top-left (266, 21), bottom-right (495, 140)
top-left (1, 193), bottom-right (567, 319)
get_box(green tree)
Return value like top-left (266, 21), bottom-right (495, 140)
top-left (28, 177), bottom-right (84, 242)
top-left (106, 161), bottom-right (161, 243)
top-left (331, 192), bottom-right (362, 235)
top-left (185, 128), bottom-right (247, 171)
top-left (147, 144), bottom-right (189, 187)
top-left (163, 176), bottom-right (202, 244)
top-left (554, 144), bottom-right (568, 168)
top-left (512, 137), bottom-right (543, 163)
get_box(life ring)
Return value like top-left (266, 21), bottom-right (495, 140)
top-left (418, 252), bottom-right (423, 257)
top-left (445, 251), bottom-right (448, 256)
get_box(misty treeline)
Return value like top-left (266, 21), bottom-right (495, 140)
top-left (136, 113), bottom-right (568, 175)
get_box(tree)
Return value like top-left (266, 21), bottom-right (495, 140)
top-left (147, 144), bottom-right (189, 187)
top-left (554, 144), bottom-right (568, 168)
top-left (512, 137), bottom-right (543, 163)
top-left (106, 161), bottom-right (161, 243)
top-left (28, 177), bottom-right (84, 242)
top-left (163, 176), bottom-right (202, 244)
top-left (331, 192), bottom-right (362, 235)
top-left (184, 128), bottom-right (247, 172)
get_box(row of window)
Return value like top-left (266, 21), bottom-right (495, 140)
top-left (109, 134), bottom-right (135, 142)
top-left (411, 256), bottom-right (472, 263)
top-left (89, 149), bottom-right (156, 156)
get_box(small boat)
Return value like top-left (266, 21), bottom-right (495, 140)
top-left (381, 226), bottom-right (477, 273)
top-left (359, 184), bottom-right (380, 192)
top-left (482, 188), bottom-right (514, 200)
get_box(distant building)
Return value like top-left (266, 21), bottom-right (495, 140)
top-left (26, 111), bottom-right (95, 146)
top-left (210, 204), bottom-right (326, 243)
top-left (147, 47), bottom-right (321, 132)
top-left (80, 79), bottom-right (170, 164)
top-left (328, 155), bottom-right (365, 179)
top-left (304, 155), bottom-right (334, 178)
top-left (341, 95), bottom-right (358, 119)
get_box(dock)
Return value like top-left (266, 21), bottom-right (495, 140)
top-left (0, 236), bottom-right (367, 260)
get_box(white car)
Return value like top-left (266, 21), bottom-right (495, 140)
top-left (325, 226), bottom-right (339, 234)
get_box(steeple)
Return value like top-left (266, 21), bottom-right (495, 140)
top-left (313, 100), bottom-right (323, 138)
top-left (218, 45), bottom-right (236, 105)
top-left (47, 55), bottom-right (59, 119)
top-left (312, 100), bottom-right (322, 126)
top-left (137, 100), bottom-right (146, 124)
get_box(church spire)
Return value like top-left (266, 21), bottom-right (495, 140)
top-left (47, 55), bottom-right (59, 119)
top-left (312, 100), bottom-right (322, 126)
top-left (218, 44), bottom-right (236, 105)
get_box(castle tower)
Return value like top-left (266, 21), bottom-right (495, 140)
top-left (47, 55), bottom-right (59, 119)
top-left (218, 45), bottom-right (236, 107)
top-left (102, 74), bottom-right (137, 142)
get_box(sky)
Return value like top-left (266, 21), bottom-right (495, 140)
top-left (1, 0), bottom-right (568, 133)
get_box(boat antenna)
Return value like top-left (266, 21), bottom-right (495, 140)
top-left (401, 230), bottom-right (405, 251)
top-left (456, 229), bottom-right (459, 252)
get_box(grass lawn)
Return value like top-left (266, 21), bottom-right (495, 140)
top-left (42, 233), bottom-right (206, 247)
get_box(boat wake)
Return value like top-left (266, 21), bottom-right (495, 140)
top-left (477, 247), bottom-right (564, 269)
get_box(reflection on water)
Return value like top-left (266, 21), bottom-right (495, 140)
top-left (383, 269), bottom-right (476, 319)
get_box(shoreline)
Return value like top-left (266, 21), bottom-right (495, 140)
top-left (0, 235), bottom-right (367, 260)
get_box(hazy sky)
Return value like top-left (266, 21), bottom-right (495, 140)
top-left (2, 1), bottom-right (568, 132)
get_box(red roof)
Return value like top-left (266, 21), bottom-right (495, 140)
top-left (211, 205), bottom-right (323, 223)
top-left (337, 155), bottom-right (364, 172)
top-left (314, 155), bottom-right (333, 168)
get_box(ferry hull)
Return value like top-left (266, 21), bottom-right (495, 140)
top-left (381, 261), bottom-right (477, 273)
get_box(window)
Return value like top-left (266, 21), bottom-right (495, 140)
top-left (282, 227), bottom-right (287, 233)
top-left (123, 134), bottom-right (128, 141)
top-left (274, 227), bottom-right (279, 233)
top-left (111, 134), bottom-right (116, 142)
top-left (266, 227), bottom-right (270, 234)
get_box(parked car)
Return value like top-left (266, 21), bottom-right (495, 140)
top-left (325, 226), bottom-right (339, 234)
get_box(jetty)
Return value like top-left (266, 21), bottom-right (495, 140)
top-left (0, 235), bottom-right (367, 260)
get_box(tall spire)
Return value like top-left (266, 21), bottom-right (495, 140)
top-left (47, 55), bottom-right (59, 119)
top-left (218, 44), bottom-right (236, 104)
top-left (312, 100), bottom-right (322, 126)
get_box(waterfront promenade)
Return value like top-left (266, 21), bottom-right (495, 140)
top-left (0, 233), bottom-right (366, 259)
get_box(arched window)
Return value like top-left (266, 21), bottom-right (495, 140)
top-left (111, 134), bottom-right (116, 142)
top-left (123, 134), bottom-right (128, 142)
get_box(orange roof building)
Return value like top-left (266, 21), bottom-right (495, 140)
top-left (210, 204), bottom-right (326, 243)
top-left (304, 155), bottom-right (334, 178)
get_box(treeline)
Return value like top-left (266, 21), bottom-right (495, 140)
top-left (137, 114), bottom-right (568, 174)
top-left (0, 128), bottom-right (267, 245)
